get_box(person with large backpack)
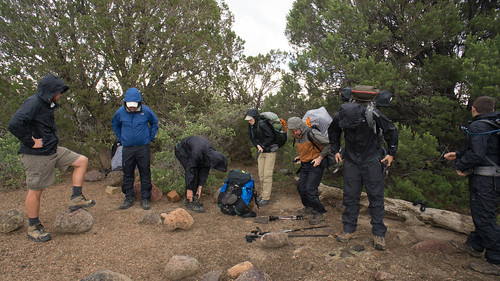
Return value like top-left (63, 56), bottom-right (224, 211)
top-left (245, 108), bottom-right (280, 206)
top-left (444, 96), bottom-right (500, 276)
top-left (328, 85), bottom-right (398, 251)
top-left (288, 116), bottom-right (330, 225)
top-left (175, 136), bottom-right (228, 213)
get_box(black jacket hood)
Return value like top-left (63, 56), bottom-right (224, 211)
top-left (37, 74), bottom-right (69, 104)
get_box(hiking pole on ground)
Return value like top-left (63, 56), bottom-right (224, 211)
top-left (253, 215), bottom-right (303, 223)
top-left (245, 225), bottom-right (330, 243)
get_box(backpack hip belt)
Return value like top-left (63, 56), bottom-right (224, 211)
top-left (473, 166), bottom-right (500, 177)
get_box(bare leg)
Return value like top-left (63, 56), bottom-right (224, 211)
top-left (71, 155), bottom-right (88, 187)
top-left (26, 189), bottom-right (43, 219)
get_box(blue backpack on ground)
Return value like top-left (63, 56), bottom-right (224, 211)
top-left (218, 169), bottom-right (256, 217)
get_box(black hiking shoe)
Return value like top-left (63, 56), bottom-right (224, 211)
top-left (119, 197), bottom-right (134, 210)
top-left (257, 198), bottom-right (270, 207)
top-left (27, 223), bottom-right (51, 242)
top-left (141, 198), bottom-right (150, 210)
top-left (450, 239), bottom-right (482, 258)
top-left (298, 206), bottom-right (314, 215)
top-left (186, 200), bottom-right (205, 213)
top-left (69, 194), bottom-right (95, 211)
top-left (309, 212), bottom-right (324, 225)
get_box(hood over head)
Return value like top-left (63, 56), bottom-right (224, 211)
top-left (124, 88), bottom-right (143, 112)
top-left (245, 108), bottom-right (260, 121)
top-left (287, 116), bottom-right (309, 132)
top-left (37, 74), bottom-right (69, 104)
top-left (207, 150), bottom-right (228, 172)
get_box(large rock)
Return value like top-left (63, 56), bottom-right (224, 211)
top-left (104, 171), bottom-right (123, 187)
top-left (138, 211), bottom-right (162, 225)
top-left (163, 255), bottom-right (200, 281)
top-left (53, 209), bottom-right (94, 234)
top-left (133, 181), bottom-right (162, 202)
top-left (80, 270), bottom-right (133, 281)
top-left (235, 268), bottom-right (272, 281)
top-left (410, 239), bottom-right (452, 254)
top-left (162, 208), bottom-right (194, 231)
top-left (200, 269), bottom-right (222, 281)
top-left (0, 209), bottom-right (24, 233)
top-left (258, 232), bottom-right (289, 248)
top-left (85, 170), bottom-right (104, 182)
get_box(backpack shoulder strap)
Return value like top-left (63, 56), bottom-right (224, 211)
top-left (306, 129), bottom-right (322, 151)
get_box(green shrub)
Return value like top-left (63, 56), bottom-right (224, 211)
top-left (151, 96), bottom-right (246, 196)
top-left (0, 132), bottom-right (25, 189)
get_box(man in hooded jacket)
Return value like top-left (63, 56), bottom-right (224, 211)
top-left (112, 88), bottom-right (159, 210)
top-left (245, 108), bottom-right (278, 206)
top-left (328, 90), bottom-right (398, 251)
top-left (175, 136), bottom-right (228, 213)
top-left (9, 74), bottom-right (95, 242)
top-left (288, 117), bottom-right (330, 225)
top-left (445, 96), bottom-right (500, 276)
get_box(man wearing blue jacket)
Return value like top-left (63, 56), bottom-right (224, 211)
top-left (112, 88), bottom-right (159, 210)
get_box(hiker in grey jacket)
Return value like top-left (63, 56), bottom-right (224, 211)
top-left (288, 117), bottom-right (329, 225)
top-left (9, 74), bottom-right (95, 242)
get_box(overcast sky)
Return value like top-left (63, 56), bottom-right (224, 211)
top-left (224, 0), bottom-right (295, 57)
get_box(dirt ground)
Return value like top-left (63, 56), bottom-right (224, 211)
top-left (0, 162), bottom-right (498, 281)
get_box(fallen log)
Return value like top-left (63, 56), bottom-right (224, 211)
top-left (317, 182), bottom-right (474, 235)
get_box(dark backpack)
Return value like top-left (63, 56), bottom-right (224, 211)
top-left (260, 112), bottom-right (288, 148)
top-left (218, 169), bottom-right (256, 217)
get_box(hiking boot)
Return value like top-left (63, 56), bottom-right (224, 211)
top-left (186, 200), bottom-right (205, 213)
top-left (141, 198), bottom-right (150, 210)
top-left (69, 195), bottom-right (95, 211)
top-left (119, 197), bottom-right (134, 210)
top-left (27, 223), bottom-right (51, 242)
top-left (192, 196), bottom-right (203, 207)
top-left (470, 261), bottom-right (500, 276)
top-left (297, 206), bottom-right (314, 215)
top-left (309, 212), bottom-right (324, 225)
top-left (374, 236), bottom-right (386, 251)
top-left (336, 232), bottom-right (356, 243)
top-left (450, 239), bottom-right (482, 258)
top-left (257, 199), bottom-right (270, 207)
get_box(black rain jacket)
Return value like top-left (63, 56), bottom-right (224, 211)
top-left (246, 109), bottom-right (276, 152)
top-left (453, 111), bottom-right (500, 171)
top-left (9, 75), bottom-right (69, 155)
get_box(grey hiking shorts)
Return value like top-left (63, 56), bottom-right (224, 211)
top-left (20, 146), bottom-right (81, 190)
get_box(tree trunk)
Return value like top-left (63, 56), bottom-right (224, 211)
top-left (317, 182), bottom-right (474, 235)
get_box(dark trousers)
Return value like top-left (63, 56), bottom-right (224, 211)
top-left (122, 144), bottom-right (152, 199)
top-left (342, 159), bottom-right (386, 236)
top-left (297, 160), bottom-right (326, 214)
top-left (467, 175), bottom-right (500, 264)
top-left (174, 146), bottom-right (210, 195)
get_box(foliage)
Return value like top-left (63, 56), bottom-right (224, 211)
top-left (386, 124), bottom-right (469, 211)
top-left (0, 132), bottom-right (25, 189)
top-left (151, 96), bottom-right (246, 196)
top-left (0, 0), bottom-right (243, 161)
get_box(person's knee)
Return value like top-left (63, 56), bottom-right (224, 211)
top-left (73, 155), bottom-right (88, 168)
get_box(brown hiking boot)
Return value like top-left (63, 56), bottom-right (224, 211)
top-left (69, 194), bottom-right (95, 211)
top-left (336, 232), bottom-right (356, 243)
top-left (27, 223), bottom-right (51, 242)
top-left (450, 239), bottom-right (482, 258)
top-left (374, 236), bottom-right (386, 251)
top-left (470, 261), bottom-right (500, 276)
top-left (297, 207), bottom-right (314, 215)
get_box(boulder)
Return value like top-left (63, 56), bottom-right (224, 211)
top-left (166, 190), bottom-right (181, 202)
top-left (258, 232), bottom-right (289, 248)
top-left (228, 261), bottom-right (253, 279)
top-left (0, 209), bottom-right (24, 233)
top-left (133, 181), bottom-right (162, 202)
top-left (163, 255), bottom-right (199, 281)
top-left (53, 209), bottom-right (94, 233)
top-left (85, 170), bottom-right (104, 182)
top-left (162, 208), bottom-right (194, 231)
top-left (138, 211), bottom-right (162, 225)
top-left (235, 268), bottom-right (272, 281)
top-left (104, 171), bottom-right (123, 187)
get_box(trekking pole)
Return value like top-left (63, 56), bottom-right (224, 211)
top-left (245, 225), bottom-right (330, 243)
top-left (268, 215), bottom-right (303, 221)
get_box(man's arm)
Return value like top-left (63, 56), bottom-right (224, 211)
top-left (8, 98), bottom-right (38, 148)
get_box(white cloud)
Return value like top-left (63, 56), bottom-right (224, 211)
top-left (224, 0), bottom-right (295, 56)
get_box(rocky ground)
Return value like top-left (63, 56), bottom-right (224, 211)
top-left (0, 162), bottom-right (498, 281)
